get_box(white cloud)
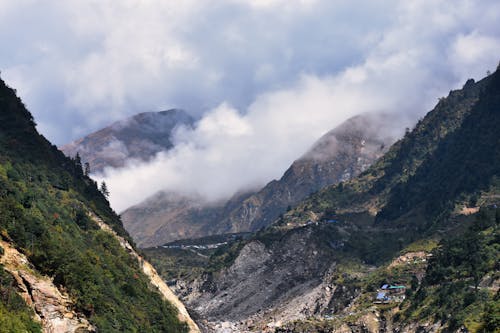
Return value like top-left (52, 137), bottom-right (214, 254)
top-left (449, 32), bottom-right (500, 80)
top-left (99, 35), bottom-right (472, 211)
top-left (233, 0), bottom-right (318, 9)
top-left (0, 0), bottom-right (398, 144)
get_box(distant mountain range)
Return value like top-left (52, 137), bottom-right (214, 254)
top-left (121, 113), bottom-right (396, 246)
top-left (61, 109), bottom-right (194, 173)
top-left (61, 104), bottom-right (399, 247)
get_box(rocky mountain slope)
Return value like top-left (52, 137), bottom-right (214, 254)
top-left (0, 238), bottom-right (93, 332)
top-left (60, 109), bottom-right (194, 173)
top-left (220, 113), bottom-right (396, 233)
top-left (0, 77), bottom-right (197, 332)
top-left (168, 69), bottom-right (500, 332)
top-left (122, 113), bottom-right (395, 247)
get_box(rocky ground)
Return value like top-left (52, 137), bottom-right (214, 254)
top-left (0, 239), bottom-right (94, 333)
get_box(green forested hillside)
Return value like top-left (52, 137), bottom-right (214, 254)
top-left (287, 68), bottom-right (499, 231)
top-left (377, 71), bottom-right (500, 225)
top-left (401, 208), bottom-right (499, 332)
top-left (0, 77), bottom-right (187, 331)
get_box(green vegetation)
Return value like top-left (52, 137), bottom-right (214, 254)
top-left (401, 208), bottom-right (499, 332)
top-left (206, 239), bottom-right (247, 273)
top-left (276, 208), bottom-right (498, 332)
top-left (144, 247), bottom-right (210, 281)
top-left (140, 69), bottom-right (500, 332)
top-left (144, 233), bottom-right (253, 281)
top-left (378, 71), bottom-right (500, 226)
top-left (0, 77), bottom-right (187, 332)
top-left (0, 265), bottom-right (42, 333)
top-left (401, 238), bottom-right (439, 254)
top-left (286, 70), bottom-right (499, 232)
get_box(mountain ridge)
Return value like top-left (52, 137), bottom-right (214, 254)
top-left (61, 109), bottom-right (194, 173)
top-left (122, 113), bottom-right (396, 246)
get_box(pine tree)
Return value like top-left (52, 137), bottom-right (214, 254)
top-left (100, 181), bottom-right (110, 198)
top-left (74, 152), bottom-right (83, 176)
top-left (75, 152), bottom-right (82, 169)
top-left (84, 162), bottom-right (90, 176)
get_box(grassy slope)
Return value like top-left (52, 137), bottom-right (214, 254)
top-left (0, 77), bottom-right (187, 332)
top-left (400, 208), bottom-right (499, 332)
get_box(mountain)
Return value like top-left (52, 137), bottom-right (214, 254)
top-left (0, 77), bottom-right (198, 332)
top-left (221, 113), bottom-right (396, 232)
top-left (287, 71), bottom-right (498, 229)
top-left (60, 109), bottom-right (194, 173)
top-left (122, 113), bottom-right (396, 247)
top-left (162, 69), bottom-right (500, 332)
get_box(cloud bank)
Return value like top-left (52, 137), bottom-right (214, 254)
top-left (1, 1), bottom-right (499, 211)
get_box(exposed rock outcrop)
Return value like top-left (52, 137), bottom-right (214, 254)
top-left (0, 239), bottom-right (94, 333)
top-left (177, 225), bottom-right (351, 332)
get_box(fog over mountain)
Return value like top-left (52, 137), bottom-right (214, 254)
top-left (61, 109), bottom-right (194, 173)
top-left (1, 1), bottom-right (499, 211)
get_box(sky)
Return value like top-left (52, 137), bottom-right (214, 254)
top-left (1, 0), bottom-right (500, 211)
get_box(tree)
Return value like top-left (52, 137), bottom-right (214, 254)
top-left (75, 153), bottom-right (82, 169)
top-left (83, 162), bottom-right (90, 177)
top-left (74, 153), bottom-right (83, 176)
top-left (100, 181), bottom-right (109, 198)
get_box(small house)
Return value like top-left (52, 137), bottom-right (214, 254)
top-left (374, 283), bottom-right (407, 303)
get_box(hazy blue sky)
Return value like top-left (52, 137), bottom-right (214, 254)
top-left (1, 1), bottom-right (499, 210)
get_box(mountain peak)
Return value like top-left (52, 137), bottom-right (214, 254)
top-left (60, 109), bottom-right (195, 173)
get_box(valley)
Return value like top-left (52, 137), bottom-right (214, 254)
top-left (1, 67), bottom-right (498, 332)
top-left (140, 69), bottom-right (500, 332)
top-left (1, 2), bottom-right (499, 333)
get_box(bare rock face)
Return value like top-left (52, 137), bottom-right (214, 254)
top-left (60, 109), bottom-right (194, 173)
top-left (222, 112), bottom-right (396, 233)
top-left (0, 239), bottom-right (94, 333)
top-left (180, 226), bottom-right (345, 331)
top-left (122, 113), bottom-right (397, 247)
